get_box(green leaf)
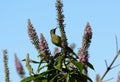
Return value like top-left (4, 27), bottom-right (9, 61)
top-left (54, 55), bottom-right (63, 71)
top-left (57, 74), bottom-right (67, 82)
top-left (49, 74), bottom-right (59, 82)
top-left (82, 74), bottom-right (93, 82)
top-left (30, 60), bottom-right (40, 64)
top-left (71, 60), bottom-right (83, 73)
top-left (42, 80), bottom-right (47, 82)
top-left (66, 73), bottom-right (69, 82)
top-left (33, 78), bottom-right (47, 82)
top-left (87, 62), bottom-right (94, 70)
top-left (37, 64), bottom-right (48, 73)
top-left (41, 69), bottom-right (55, 76)
top-left (37, 59), bottom-right (44, 69)
top-left (21, 75), bottom-right (46, 82)
top-left (20, 76), bottom-right (35, 82)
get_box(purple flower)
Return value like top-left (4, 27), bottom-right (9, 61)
top-left (78, 22), bottom-right (92, 64)
top-left (28, 19), bottom-right (40, 52)
top-left (14, 54), bottom-right (25, 78)
top-left (84, 22), bottom-right (92, 39)
top-left (39, 33), bottom-right (48, 51)
top-left (54, 47), bottom-right (59, 55)
top-left (78, 49), bottom-right (88, 64)
top-left (39, 33), bottom-right (51, 62)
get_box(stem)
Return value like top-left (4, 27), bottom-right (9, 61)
top-left (56, 0), bottom-right (68, 55)
top-left (3, 50), bottom-right (10, 82)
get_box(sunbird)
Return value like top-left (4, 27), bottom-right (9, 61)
top-left (50, 27), bottom-right (62, 47)
top-left (50, 28), bottom-right (78, 58)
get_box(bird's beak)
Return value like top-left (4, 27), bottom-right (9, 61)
top-left (54, 27), bottom-right (58, 30)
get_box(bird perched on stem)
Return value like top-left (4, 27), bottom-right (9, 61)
top-left (50, 27), bottom-right (62, 47)
top-left (50, 28), bottom-right (78, 58)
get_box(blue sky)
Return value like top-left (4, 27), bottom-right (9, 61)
top-left (0, 0), bottom-right (120, 82)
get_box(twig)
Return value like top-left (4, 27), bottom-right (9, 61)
top-left (103, 77), bottom-right (114, 82)
top-left (111, 63), bottom-right (120, 69)
top-left (101, 50), bottom-right (120, 80)
top-left (115, 35), bottom-right (118, 53)
top-left (101, 36), bottom-right (120, 80)
top-left (105, 60), bottom-right (108, 68)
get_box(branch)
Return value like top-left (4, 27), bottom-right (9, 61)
top-left (101, 50), bottom-right (120, 80)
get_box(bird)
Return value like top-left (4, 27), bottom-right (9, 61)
top-left (50, 28), bottom-right (78, 58)
top-left (50, 27), bottom-right (62, 47)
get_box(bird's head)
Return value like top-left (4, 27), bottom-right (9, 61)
top-left (50, 27), bottom-right (57, 34)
